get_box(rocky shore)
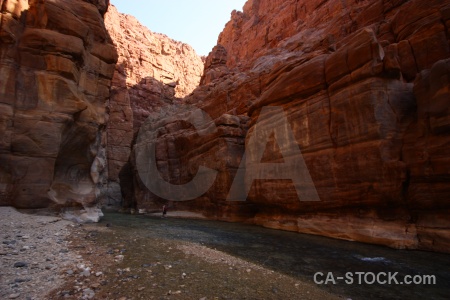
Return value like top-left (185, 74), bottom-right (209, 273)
top-left (0, 207), bottom-right (340, 300)
top-left (0, 207), bottom-right (84, 299)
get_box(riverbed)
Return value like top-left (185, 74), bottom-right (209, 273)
top-left (83, 212), bottom-right (450, 300)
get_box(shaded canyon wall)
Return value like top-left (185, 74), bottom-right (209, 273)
top-left (0, 0), bottom-right (117, 220)
top-left (103, 5), bottom-right (204, 208)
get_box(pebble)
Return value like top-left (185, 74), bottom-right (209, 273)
top-left (14, 262), bottom-right (28, 268)
top-left (91, 283), bottom-right (101, 289)
top-left (141, 263), bottom-right (153, 268)
top-left (8, 293), bottom-right (20, 299)
top-left (83, 288), bottom-right (95, 299)
top-left (45, 264), bottom-right (56, 270)
top-left (114, 255), bottom-right (124, 262)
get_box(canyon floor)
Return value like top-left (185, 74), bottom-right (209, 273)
top-left (0, 208), bottom-right (339, 300)
top-left (1, 208), bottom-right (449, 300)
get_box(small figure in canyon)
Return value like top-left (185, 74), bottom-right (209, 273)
top-left (162, 205), bottom-right (168, 218)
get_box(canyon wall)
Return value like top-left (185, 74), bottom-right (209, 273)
top-left (103, 5), bottom-right (203, 207)
top-left (0, 0), bottom-right (117, 220)
top-left (0, 0), bottom-right (448, 252)
top-left (0, 0), bottom-right (204, 216)
top-left (132, 0), bottom-right (450, 252)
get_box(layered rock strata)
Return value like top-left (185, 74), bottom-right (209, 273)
top-left (132, 0), bottom-right (450, 252)
top-left (0, 0), bottom-right (117, 219)
top-left (103, 5), bottom-right (203, 207)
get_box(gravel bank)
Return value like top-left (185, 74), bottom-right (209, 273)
top-left (1, 208), bottom-right (340, 299)
top-left (0, 207), bottom-right (84, 299)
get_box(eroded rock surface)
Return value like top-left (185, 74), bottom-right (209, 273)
top-left (103, 5), bottom-right (203, 207)
top-left (0, 0), bottom-right (117, 217)
top-left (132, 0), bottom-right (450, 252)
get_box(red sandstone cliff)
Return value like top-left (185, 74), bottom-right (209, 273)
top-left (103, 5), bottom-right (203, 207)
top-left (0, 0), bottom-right (117, 220)
top-left (0, 0), bottom-right (448, 253)
top-left (132, 0), bottom-right (450, 253)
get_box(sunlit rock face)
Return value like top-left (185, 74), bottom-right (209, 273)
top-left (103, 5), bottom-right (204, 207)
top-left (0, 0), bottom-right (117, 216)
top-left (131, 0), bottom-right (450, 252)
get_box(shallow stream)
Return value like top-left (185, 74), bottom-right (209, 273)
top-left (101, 212), bottom-right (450, 299)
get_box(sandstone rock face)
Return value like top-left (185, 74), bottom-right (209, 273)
top-left (104, 5), bottom-right (203, 99)
top-left (103, 5), bottom-right (203, 207)
top-left (0, 0), bottom-right (117, 212)
top-left (403, 58), bottom-right (450, 252)
top-left (132, 0), bottom-right (450, 252)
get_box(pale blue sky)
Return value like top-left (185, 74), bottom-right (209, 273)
top-left (110, 0), bottom-right (247, 56)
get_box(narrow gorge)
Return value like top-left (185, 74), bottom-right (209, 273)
top-left (1, 0), bottom-right (449, 254)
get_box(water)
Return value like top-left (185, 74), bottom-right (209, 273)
top-left (101, 212), bottom-right (450, 300)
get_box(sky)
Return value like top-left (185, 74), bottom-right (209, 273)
top-left (110, 0), bottom-right (248, 56)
